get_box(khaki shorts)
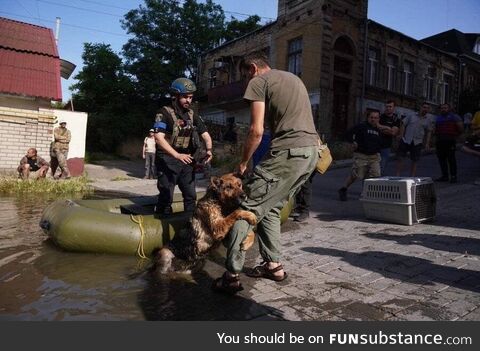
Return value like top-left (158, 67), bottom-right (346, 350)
top-left (351, 152), bottom-right (381, 179)
top-left (29, 169), bottom-right (44, 179)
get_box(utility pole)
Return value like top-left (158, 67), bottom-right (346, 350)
top-left (55, 17), bottom-right (61, 45)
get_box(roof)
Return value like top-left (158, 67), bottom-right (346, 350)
top-left (421, 29), bottom-right (480, 60)
top-left (0, 17), bottom-right (62, 101)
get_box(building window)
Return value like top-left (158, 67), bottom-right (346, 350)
top-left (387, 54), bottom-right (398, 92)
top-left (442, 73), bottom-right (453, 104)
top-left (209, 68), bottom-right (217, 88)
top-left (403, 60), bottom-right (414, 95)
top-left (367, 47), bottom-right (380, 86)
top-left (424, 66), bottom-right (436, 102)
top-left (467, 74), bottom-right (475, 87)
top-left (288, 37), bottom-right (302, 76)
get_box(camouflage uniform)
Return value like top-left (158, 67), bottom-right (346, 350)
top-left (18, 154), bottom-right (49, 179)
top-left (53, 126), bottom-right (71, 177)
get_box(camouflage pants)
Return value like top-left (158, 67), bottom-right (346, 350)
top-left (223, 145), bottom-right (318, 273)
top-left (54, 149), bottom-right (69, 174)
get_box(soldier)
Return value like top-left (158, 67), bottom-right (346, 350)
top-left (53, 120), bottom-right (71, 179)
top-left (18, 148), bottom-right (49, 180)
top-left (212, 53), bottom-right (319, 294)
top-left (153, 78), bottom-right (213, 215)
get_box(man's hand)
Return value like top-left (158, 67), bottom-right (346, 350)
top-left (175, 153), bottom-right (193, 164)
top-left (236, 162), bottom-right (248, 175)
top-left (142, 154), bottom-right (146, 159)
top-left (204, 150), bottom-right (213, 163)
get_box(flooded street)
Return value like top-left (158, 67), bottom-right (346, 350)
top-left (0, 194), bottom-right (278, 321)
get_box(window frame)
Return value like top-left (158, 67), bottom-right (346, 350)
top-left (287, 37), bottom-right (303, 77)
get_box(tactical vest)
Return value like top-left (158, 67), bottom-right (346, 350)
top-left (159, 106), bottom-right (200, 151)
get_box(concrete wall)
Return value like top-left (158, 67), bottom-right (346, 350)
top-left (52, 110), bottom-right (88, 176)
top-left (0, 101), bottom-right (88, 176)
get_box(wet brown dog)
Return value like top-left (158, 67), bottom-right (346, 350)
top-left (153, 173), bottom-right (257, 274)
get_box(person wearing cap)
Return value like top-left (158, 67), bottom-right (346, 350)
top-left (153, 77), bottom-right (213, 215)
top-left (142, 129), bottom-right (156, 179)
top-left (53, 120), bottom-right (71, 179)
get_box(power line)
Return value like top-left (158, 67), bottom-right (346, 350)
top-left (36, 0), bottom-right (124, 18)
top-left (77, 0), bottom-right (275, 21)
top-left (0, 11), bottom-right (129, 37)
top-left (77, 0), bottom-right (131, 11)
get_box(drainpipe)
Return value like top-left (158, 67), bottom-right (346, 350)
top-left (457, 55), bottom-right (464, 111)
top-left (360, 19), bottom-right (369, 124)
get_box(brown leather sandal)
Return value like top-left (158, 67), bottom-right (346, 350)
top-left (246, 262), bottom-right (288, 282)
top-left (211, 272), bottom-right (244, 295)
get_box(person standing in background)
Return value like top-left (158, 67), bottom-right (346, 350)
top-left (143, 129), bottom-right (156, 179)
top-left (433, 103), bottom-right (463, 183)
top-left (378, 101), bottom-right (400, 175)
top-left (53, 120), bottom-right (71, 179)
top-left (395, 102), bottom-right (434, 177)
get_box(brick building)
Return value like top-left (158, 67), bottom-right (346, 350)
top-left (0, 17), bottom-right (87, 175)
top-left (197, 0), bottom-right (477, 141)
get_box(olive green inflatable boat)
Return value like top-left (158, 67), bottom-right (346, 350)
top-left (40, 193), bottom-right (293, 256)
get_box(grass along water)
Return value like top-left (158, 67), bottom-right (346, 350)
top-left (0, 176), bottom-right (93, 195)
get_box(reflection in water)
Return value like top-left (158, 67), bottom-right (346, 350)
top-left (0, 194), bottom-right (278, 320)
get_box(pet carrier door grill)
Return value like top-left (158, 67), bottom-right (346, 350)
top-left (360, 177), bottom-right (436, 225)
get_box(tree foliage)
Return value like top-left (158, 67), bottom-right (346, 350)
top-left (121, 0), bottom-right (225, 99)
top-left (223, 15), bottom-right (262, 42)
top-left (72, 0), bottom-right (265, 155)
top-left (70, 43), bottom-right (139, 153)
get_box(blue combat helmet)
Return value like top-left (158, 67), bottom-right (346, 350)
top-left (170, 78), bottom-right (197, 95)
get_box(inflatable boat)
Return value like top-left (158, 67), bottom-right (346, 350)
top-left (40, 193), bottom-right (293, 256)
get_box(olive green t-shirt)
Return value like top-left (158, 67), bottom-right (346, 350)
top-left (243, 69), bottom-right (318, 151)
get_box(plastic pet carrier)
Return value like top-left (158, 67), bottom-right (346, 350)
top-left (360, 177), bottom-right (436, 225)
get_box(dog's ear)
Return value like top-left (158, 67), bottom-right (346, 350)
top-left (210, 176), bottom-right (222, 190)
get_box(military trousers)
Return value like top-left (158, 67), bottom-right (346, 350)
top-left (54, 149), bottom-right (69, 174)
top-left (223, 145), bottom-right (318, 273)
top-left (156, 154), bottom-right (196, 215)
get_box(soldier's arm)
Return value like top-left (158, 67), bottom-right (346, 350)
top-left (200, 131), bottom-right (213, 163)
top-left (65, 130), bottom-right (71, 143)
top-left (238, 101), bottom-right (264, 174)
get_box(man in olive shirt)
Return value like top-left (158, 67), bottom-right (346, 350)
top-left (213, 53), bottom-right (319, 294)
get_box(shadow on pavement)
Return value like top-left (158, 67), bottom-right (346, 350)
top-left (363, 232), bottom-right (480, 256)
top-left (138, 269), bottom-right (283, 321)
top-left (301, 246), bottom-right (480, 293)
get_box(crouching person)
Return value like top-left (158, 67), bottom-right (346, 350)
top-left (18, 148), bottom-right (49, 180)
top-left (338, 110), bottom-right (382, 201)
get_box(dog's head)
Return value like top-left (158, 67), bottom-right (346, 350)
top-left (209, 173), bottom-right (246, 208)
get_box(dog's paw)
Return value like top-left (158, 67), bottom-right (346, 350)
top-left (240, 210), bottom-right (257, 225)
top-left (241, 231), bottom-right (255, 251)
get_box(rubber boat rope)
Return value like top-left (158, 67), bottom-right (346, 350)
top-left (130, 214), bottom-right (148, 259)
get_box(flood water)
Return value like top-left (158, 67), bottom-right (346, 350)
top-left (0, 193), bottom-right (279, 321)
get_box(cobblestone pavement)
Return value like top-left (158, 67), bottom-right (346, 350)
top-left (86, 151), bottom-right (479, 320)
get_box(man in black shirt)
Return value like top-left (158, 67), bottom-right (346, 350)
top-left (378, 100), bottom-right (400, 175)
top-left (18, 148), bottom-right (49, 180)
top-left (153, 78), bottom-right (213, 215)
top-left (338, 111), bottom-right (382, 201)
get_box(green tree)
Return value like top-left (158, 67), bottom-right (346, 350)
top-left (223, 15), bottom-right (262, 42)
top-left (121, 0), bottom-right (225, 100)
top-left (70, 43), bottom-right (138, 153)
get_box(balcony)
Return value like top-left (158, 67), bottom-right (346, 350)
top-left (208, 80), bottom-right (247, 105)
